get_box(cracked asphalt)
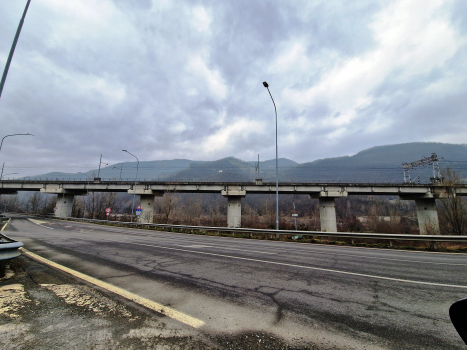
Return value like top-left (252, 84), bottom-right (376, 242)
top-left (2, 216), bottom-right (467, 349)
top-left (1, 255), bottom-right (314, 350)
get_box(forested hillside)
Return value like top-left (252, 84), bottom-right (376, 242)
top-left (21, 142), bottom-right (467, 184)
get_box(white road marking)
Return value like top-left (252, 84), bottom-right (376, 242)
top-left (261, 246), bottom-right (467, 267)
top-left (20, 248), bottom-right (205, 328)
top-left (91, 222), bottom-right (463, 264)
top-left (175, 244), bottom-right (276, 255)
top-left (118, 240), bottom-right (467, 290)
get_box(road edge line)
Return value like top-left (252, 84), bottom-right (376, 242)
top-left (20, 248), bottom-right (205, 328)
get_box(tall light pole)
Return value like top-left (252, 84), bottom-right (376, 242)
top-left (0, 0), bottom-right (32, 100)
top-left (0, 133), bottom-right (33, 152)
top-left (263, 81), bottom-right (279, 232)
top-left (122, 150), bottom-right (139, 223)
top-left (113, 164), bottom-right (123, 180)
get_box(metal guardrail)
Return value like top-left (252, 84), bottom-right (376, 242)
top-left (58, 217), bottom-right (467, 244)
top-left (0, 217), bottom-right (24, 260)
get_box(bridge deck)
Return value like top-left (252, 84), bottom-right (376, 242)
top-left (1, 180), bottom-right (466, 197)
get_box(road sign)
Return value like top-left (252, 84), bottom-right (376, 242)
top-left (105, 208), bottom-right (111, 213)
top-left (136, 204), bottom-right (142, 216)
top-left (53, 207), bottom-right (57, 213)
top-left (292, 214), bottom-right (298, 217)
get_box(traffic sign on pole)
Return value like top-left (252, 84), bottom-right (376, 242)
top-left (135, 204), bottom-right (142, 216)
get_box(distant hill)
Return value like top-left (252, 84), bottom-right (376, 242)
top-left (159, 157), bottom-right (254, 182)
top-left (21, 142), bottom-right (467, 184)
top-left (24, 159), bottom-right (203, 181)
top-left (282, 142), bottom-right (467, 183)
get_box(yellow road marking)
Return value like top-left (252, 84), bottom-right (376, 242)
top-left (27, 218), bottom-right (54, 229)
top-left (1, 218), bottom-right (11, 231)
top-left (20, 248), bottom-right (205, 328)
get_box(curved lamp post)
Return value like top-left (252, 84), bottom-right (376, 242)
top-left (262, 81), bottom-right (279, 232)
top-left (122, 149), bottom-right (139, 223)
top-left (0, 133), bottom-right (33, 152)
top-left (0, 0), bottom-right (32, 100)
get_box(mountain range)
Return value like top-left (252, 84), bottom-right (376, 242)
top-left (23, 142), bottom-right (467, 184)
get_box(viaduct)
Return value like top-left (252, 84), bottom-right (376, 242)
top-left (1, 179), bottom-right (466, 235)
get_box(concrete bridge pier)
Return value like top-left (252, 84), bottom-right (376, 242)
top-left (311, 190), bottom-right (348, 232)
top-left (138, 194), bottom-right (154, 223)
top-left (318, 197), bottom-right (337, 232)
top-left (399, 195), bottom-right (441, 235)
top-left (128, 188), bottom-right (164, 224)
top-left (414, 198), bottom-right (440, 235)
top-left (222, 188), bottom-right (246, 228)
top-left (40, 186), bottom-right (85, 218)
top-left (55, 193), bottom-right (75, 218)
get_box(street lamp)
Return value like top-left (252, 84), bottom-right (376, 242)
top-left (0, 0), bottom-right (32, 100)
top-left (122, 149), bottom-right (139, 223)
top-left (113, 164), bottom-right (123, 180)
top-left (0, 133), bottom-right (33, 152)
top-left (262, 81), bottom-right (279, 232)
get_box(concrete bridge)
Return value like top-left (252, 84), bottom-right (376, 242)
top-left (1, 179), bottom-right (465, 234)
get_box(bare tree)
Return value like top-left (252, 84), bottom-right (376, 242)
top-left (438, 168), bottom-right (467, 235)
top-left (181, 194), bottom-right (202, 225)
top-left (156, 191), bottom-right (179, 224)
top-left (27, 192), bottom-right (44, 213)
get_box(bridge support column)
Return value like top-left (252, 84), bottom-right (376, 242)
top-left (138, 194), bottom-right (156, 224)
top-left (226, 196), bottom-right (242, 228)
top-left (311, 190), bottom-right (347, 232)
top-left (55, 194), bottom-right (75, 218)
top-left (127, 189), bottom-right (164, 224)
top-left (319, 197), bottom-right (337, 232)
top-left (222, 188), bottom-right (246, 228)
top-left (414, 198), bottom-right (440, 235)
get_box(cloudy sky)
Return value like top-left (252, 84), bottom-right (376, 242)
top-left (1, 0), bottom-right (466, 177)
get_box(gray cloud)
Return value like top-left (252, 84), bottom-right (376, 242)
top-left (0, 0), bottom-right (466, 177)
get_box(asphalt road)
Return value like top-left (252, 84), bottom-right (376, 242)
top-left (4, 216), bottom-right (467, 349)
